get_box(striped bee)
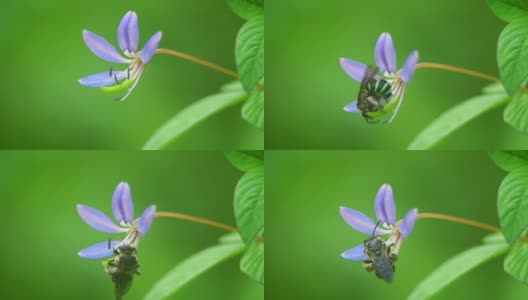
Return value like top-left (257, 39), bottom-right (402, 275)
top-left (357, 67), bottom-right (393, 122)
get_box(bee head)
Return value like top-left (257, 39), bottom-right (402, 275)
top-left (117, 244), bottom-right (137, 256)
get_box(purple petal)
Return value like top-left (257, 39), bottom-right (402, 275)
top-left (343, 101), bottom-right (360, 113)
top-left (82, 30), bottom-right (130, 64)
top-left (78, 70), bottom-right (128, 87)
top-left (140, 31), bottom-right (162, 64)
top-left (340, 58), bottom-right (370, 82)
top-left (78, 240), bottom-right (121, 259)
top-left (137, 205), bottom-right (156, 236)
top-left (400, 51), bottom-right (419, 83)
top-left (399, 208), bottom-right (418, 238)
top-left (341, 244), bottom-right (369, 261)
top-left (77, 204), bottom-right (126, 233)
top-left (375, 32), bottom-right (397, 73)
top-left (374, 184), bottom-right (396, 225)
top-left (118, 11), bottom-right (139, 54)
top-left (340, 206), bottom-right (389, 235)
top-left (112, 182), bottom-right (134, 224)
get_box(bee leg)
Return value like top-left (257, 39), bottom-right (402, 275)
top-left (363, 261), bottom-right (375, 272)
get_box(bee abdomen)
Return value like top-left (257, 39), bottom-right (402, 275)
top-left (367, 80), bottom-right (392, 98)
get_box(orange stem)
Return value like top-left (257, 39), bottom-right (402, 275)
top-left (417, 212), bottom-right (528, 242)
top-left (155, 211), bottom-right (264, 242)
top-left (416, 62), bottom-right (500, 83)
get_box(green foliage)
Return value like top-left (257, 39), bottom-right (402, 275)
top-left (487, 0), bottom-right (528, 22)
top-left (498, 166), bottom-right (528, 244)
top-left (227, 0), bottom-right (264, 20)
top-left (407, 93), bottom-right (510, 150)
top-left (225, 150), bottom-right (264, 172)
top-left (242, 86), bottom-right (264, 128)
top-left (490, 150), bottom-right (528, 172)
top-left (504, 240), bottom-right (528, 284)
top-left (142, 88), bottom-right (247, 150)
top-left (504, 92), bottom-right (528, 134)
top-left (234, 166), bottom-right (264, 245)
top-left (407, 242), bottom-right (509, 300)
top-left (144, 241), bottom-right (246, 300)
top-left (236, 16), bottom-right (264, 93)
top-left (498, 17), bottom-right (528, 95)
top-left (240, 239), bottom-right (265, 284)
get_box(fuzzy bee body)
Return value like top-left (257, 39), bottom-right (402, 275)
top-left (104, 244), bottom-right (140, 300)
top-left (363, 236), bottom-right (396, 283)
top-left (356, 68), bottom-right (393, 121)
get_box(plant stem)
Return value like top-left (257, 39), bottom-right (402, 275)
top-left (155, 48), bottom-right (239, 79)
top-left (155, 211), bottom-right (264, 242)
top-left (417, 212), bottom-right (528, 242)
top-left (155, 211), bottom-right (238, 232)
top-left (155, 48), bottom-right (264, 90)
top-left (416, 62), bottom-right (500, 83)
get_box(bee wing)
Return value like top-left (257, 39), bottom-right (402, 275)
top-left (113, 274), bottom-right (133, 300)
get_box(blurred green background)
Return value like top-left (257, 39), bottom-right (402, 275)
top-left (267, 151), bottom-right (528, 299)
top-left (0, 1), bottom-right (262, 149)
top-left (0, 151), bottom-right (262, 299)
top-left (267, 0), bottom-right (528, 149)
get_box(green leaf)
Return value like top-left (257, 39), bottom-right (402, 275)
top-left (242, 87), bottom-right (264, 128)
top-left (142, 90), bottom-right (247, 150)
top-left (144, 242), bottom-right (246, 300)
top-left (482, 82), bottom-right (506, 94)
top-left (221, 80), bottom-right (245, 92)
top-left (407, 243), bottom-right (509, 300)
top-left (226, 0), bottom-right (264, 20)
top-left (498, 166), bottom-right (528, 244)
top-left (241, 240), bottom-right (264, 284)
top-left (489, 150), bottom-right (528, 172)
top-left (487, 0), bottom-right (528, 22)
top-left (504, 92), bottom-right (528, 133)
top-left (234, 166), bottom-right (264, 245)
top-left (236, 16), bottom-right (264, 92)
top-left (498, 17), bottom-right (528, 95)
top-left (482, 232), bottom-right (507, 244)
top-left (225, 150), bottom-right (264, 172)
top-left (504, 240), bottom-right (528, 284)
top-left (407, 93), bottom-right (510, 150)
top-left (218, 232), bottom-right (243, 244)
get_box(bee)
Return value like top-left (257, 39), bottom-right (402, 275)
top-left (356, 67), bottom-right (393, 122)
top-left (363, 221), bottom-right (397, 283)
top-left (103, 243), bottom-right (140, 300)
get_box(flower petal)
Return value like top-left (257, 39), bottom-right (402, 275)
top-left (343, 101), bottom-right (360, 113)
top-left (375, 33), bottom-right (397, 73)
top-left (400, 51), bottom-right (419, 83)
top-left (140, 31), bottom-right (162, 64)
top-left (78, 240), bottom-right (121, 259)
top-left (77, 204), bottom-right (126, 233)
top-left (340, 206), bottom-right (389, 235)
top-left (399, 208), bottom-right (418, 238)
top-left (340, 58), bottom-right (369, 82)
top-left (118, 11), bottom-right (139, 54)
top-left (374, 184), bottom-right (396, 226)
top-left (112, 182), bottom-right (134, 224)
top-left (82, 30), bottom-right (130, 64)
top-left (78, 70), bottom-right (128, 87)
top-left (137, 205), bottom-right (156, 236)
top-left (341, 244), bottom-right (368, 261)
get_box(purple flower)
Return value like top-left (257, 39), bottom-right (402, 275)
top-left (79, 11), bottom-right (162, 101)
top-left (340, 32), bottom-right (419, 123)
top-left (340, 184), bottom-right (417, 261)
top-left (77, 182), bottom-right (156, 259)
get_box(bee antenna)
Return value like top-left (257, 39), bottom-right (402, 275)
top-left (109, 66), bottom-right (113, 77)
top-left (372, 219), bottom-right (382, 236)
